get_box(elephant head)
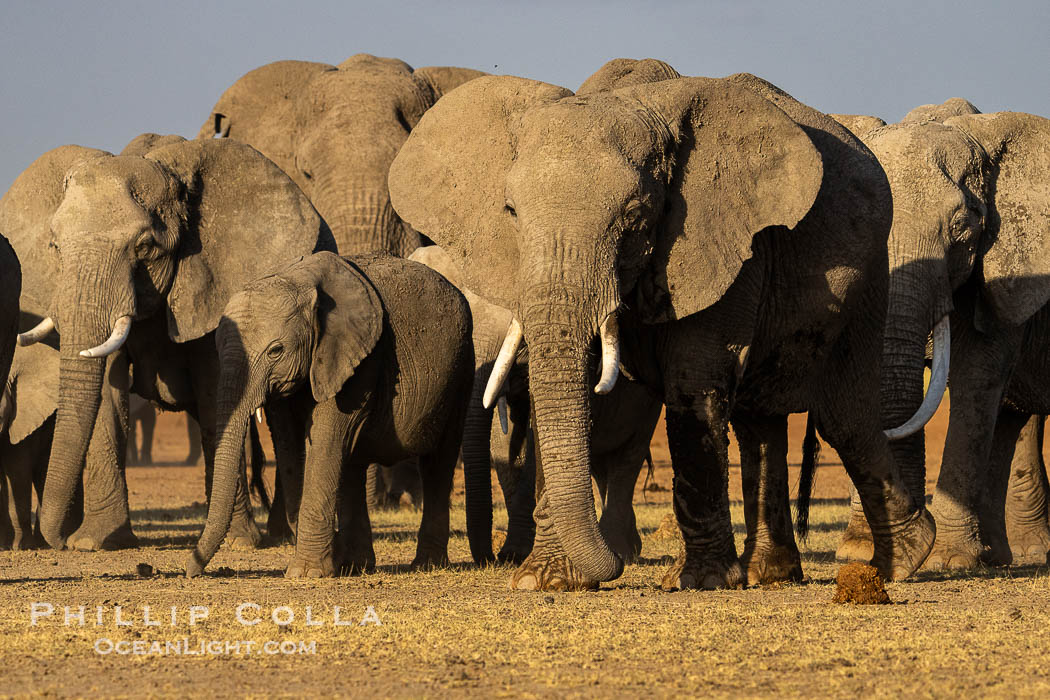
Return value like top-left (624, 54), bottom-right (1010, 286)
top-left (4, 138), bottom-right (332, 548)
top-left (200, 54), bottom-right (486, 257)
top-left (389, 62), bottom-right (824, 582)
top-left (854, 107), bottom-right (1050, 468)
top-left (187, 251), bottom-right (383, 574)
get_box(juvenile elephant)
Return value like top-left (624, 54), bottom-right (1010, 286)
top-left (199, 54), bottom-right (486, 256)
top-left (185, 252), bottom-right (473, 577)
top-left (0, 136), bottom-right (334, 552)
top-left (832, 101), bottom-right (1050, 570)
top-left (389, 59), bottom-right (937, 591)
top-left (409, 245), bottom-right (662, 565)
top-left (0, 342), bottom-right (57, 549)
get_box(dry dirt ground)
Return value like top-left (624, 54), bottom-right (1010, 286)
top-left (2, 401), bottom-right (1049, 697)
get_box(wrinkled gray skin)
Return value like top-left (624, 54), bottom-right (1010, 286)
top-left (838, 99), bottom-right (1050, 571)
top-left (410, 245), bottom-right (662, 565)
top-left (390, 59), bottom-right (933, 591)
top-left (0, 236), bottom-right (25, 547)
top-left (0, 136), bottom-right (333, 553)
top-left (198, 54), bottom-right (486, 256)
top-left (0, 343), bottom-right (58, 549)
top-left (831, 99), bottom-right (1050, 570)
top-left (186, 252), bottom-right (473, 577)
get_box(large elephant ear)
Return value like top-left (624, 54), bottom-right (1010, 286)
top-left (6, 343), bottom-right (58, 444)
top-left (389, 76), bottom-right (573, 309)
top-left (625, 77), bottom-right (824, 321)
top-left (948, 112), bottom-right (1050, 325)
top-left (299, 252), bottom-right (384, 403)
top-left (197, 60), bottom-right (334, 140)
top-left (146, 139), bottom-right (334, 343)
top-left (576, 58), bottom-right (681, 94)
top-left (0, 145), bottom-right (111, 317)
top-left (412, 66), bottom-right (489, 100)
top-left (120, 133), bottom-right (186, 157)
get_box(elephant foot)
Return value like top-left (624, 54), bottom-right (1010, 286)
top-left (599, 521), bottom-right (643, 565)
top-left (285, 555), bottom-right (335, 579)
top-left (225, 513), bottom-right (262, 551)
top-left (836, 509), bottom-right (874, 563)
top-left (979, 536), bottom-right (1012, 567)
top-left (497, 539), bottom-right (534, 565)
top-left (409, 550), bottom-right (450, 571)
top-left (334, 532), bottom-right (375, 576)
top-left (9, 530), bottom-right (41, 551)
top-left (740, 540), bottom-right (802, 586)
top-left (1007, 521), bottom-right (1050, 564)
top-left (68, 516), bottom-right (139, 551)
top-left (509, 551), bottom-right (600, 591)
top-left (660, 550), bottom-right (744, 591)
top-left (871, 508), bottom-right (936, 580)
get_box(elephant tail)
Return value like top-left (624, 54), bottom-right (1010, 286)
top-left (795, 413), bottom-right (820, 540)
top-left (248, 420), bottom-right (271, 513)
top-left (641, 449), bottom-right (655, 504)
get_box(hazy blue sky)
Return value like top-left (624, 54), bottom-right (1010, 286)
top-left (2, 1), bottom-right (1047, 192)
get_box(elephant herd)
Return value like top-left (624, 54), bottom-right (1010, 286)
top-left (0, 53), bottom-right (1047, 593)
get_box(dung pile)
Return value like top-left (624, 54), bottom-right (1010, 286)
top-left (832, 563), bottom-right (891, 604)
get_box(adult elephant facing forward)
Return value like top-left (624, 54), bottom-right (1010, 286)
top-left (390, 60), bottom-right (938, 591)
top-left (2, 138), bottom-right (333, 550)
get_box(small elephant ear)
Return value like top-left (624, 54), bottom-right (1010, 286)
top-left (146, 139), bottom-right (333, 343)
top-left (948, 112), bottom-right (1050, 325)
top-left (389, 76), bottom-right (573, 310)
top-left (7, 344), bottom-right (58, 444)
top-left (303, 252), bottom-right (384, 403)
top-left (626, 77), bottom-right (823, 321)
top-left (0, 145), bottom-right (111, 316)
top-left (412, 66), bottom-right (489, 101)
top-left (120, 133), bottom-right (186, 157)
top-left (576, 58), bottom-right (681, 94)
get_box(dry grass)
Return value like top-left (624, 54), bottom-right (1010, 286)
top-left (1, 459), bottom-right (1049, 698)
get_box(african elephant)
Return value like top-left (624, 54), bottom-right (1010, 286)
top-left (409, 244), bottom-right (662, 565)
top-left (0, 340), bottom-right (54, 550)
top-left (842, 101), bottom-right (1050, 571)
top-left (389, 58), bottom-right (937, 591)
top-left (185, 252), bottom-right (473, 577)
top-left (198, 53), bottom-right (486, 256)
top-left (0, 136), bottom-right (334, 553)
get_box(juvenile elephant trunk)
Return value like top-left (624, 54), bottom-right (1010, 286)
top-left (525, 302), bottom-right (623, 583)
top-left (186, 357), bottom-right (261, 576)
top-left (39, 256), bottom-right (135, 549)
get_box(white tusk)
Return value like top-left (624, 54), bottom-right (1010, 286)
top-left (497, 395), bottom-right (509, 435)
top-left (17, 317), bottom-right (55, 346)
top-left (482, 319), bottom-right (523, 409)
top-left (593, 314), bottom-right (620, 395)
top-left (255, 408), bottom-right (264, 424)
top-left (885, 315), bottom-right (950, 440)
top-left (79, 316), bottom-right (133, 358)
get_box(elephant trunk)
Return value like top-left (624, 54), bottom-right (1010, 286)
top-left (880, 260), bottom-right (951, 502)
top-left (39, 254), bottom-right (136, 549)
top-left (186, 352), bottom-right (261, 576)
top-left (463, 365), bottom-right (497, 564)
top-left (523, 286), bottom-right (623, 583)
top-left (312, 177), bottom-right (420, 257)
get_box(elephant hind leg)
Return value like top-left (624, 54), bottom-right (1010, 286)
top-left (594, 442), bottom-right (647, 566)
top-left (412, 437), bottom-right (459, 570)
top-left (733, 414), bottom-right (802, 585)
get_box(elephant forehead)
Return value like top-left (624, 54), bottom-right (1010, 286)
top-left (518, 98), bottom-right (661, 165)
top-left (871, 124), bottom-right (983, 197)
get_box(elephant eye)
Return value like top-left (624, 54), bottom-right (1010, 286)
top-left (134, 231), bottom-right (158, 260)
top-left (504, 200), bottom-right (517, 218)
top-left (267, 343), bottom-right (285, 359)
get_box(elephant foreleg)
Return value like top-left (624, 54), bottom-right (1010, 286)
top-left (660, 391), bottom-right (742, 591)
top-left (265, 396), bottom-right (306, 543)
top-left (977, 408), bottom-right (1028, 565)
top-left (1004, 414), bottom-right (1050, 562)
top-left (335, 457), bottom-right (376, 576)
top-left (734, 414), bottom-right (802, 585)
top-left (68, 351), bottom-right (138, 551)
